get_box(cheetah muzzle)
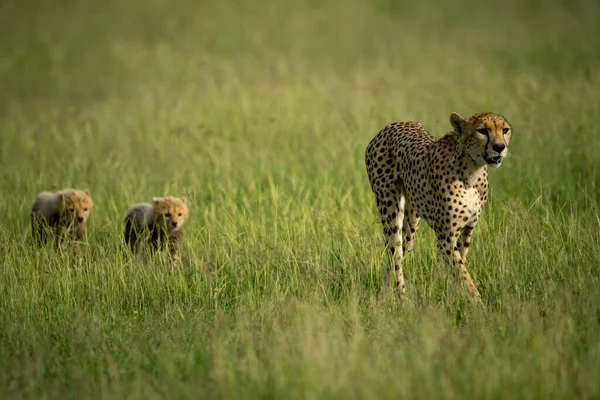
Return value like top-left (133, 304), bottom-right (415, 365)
top-left (483, 154), bottom-right (504, 168)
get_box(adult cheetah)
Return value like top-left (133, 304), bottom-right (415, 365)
top-left (365, 112), bottom-right (512, 305)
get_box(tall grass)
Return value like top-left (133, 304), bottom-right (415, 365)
top-left (1, 0), bottom-right (600, 398)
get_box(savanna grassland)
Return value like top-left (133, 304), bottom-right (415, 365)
top-left (1, 0), bottom-right (600, 398)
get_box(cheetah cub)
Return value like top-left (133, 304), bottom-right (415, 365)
top-left (31, 188), bottom-right (94, 253)
top-left (124, 196), bottom-right (189, 263)
top-left (365, 112), bottom-right (512, 305)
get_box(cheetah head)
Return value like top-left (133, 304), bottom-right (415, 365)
top-left (152, 196), bottom-right (189, 232)
top-left (58, 189), bottom-right (94, 224)
top-left (450, 112), bottom-right (512, 168)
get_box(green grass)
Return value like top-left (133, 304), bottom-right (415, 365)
top-left (1, 0), bottom-right (600, 398)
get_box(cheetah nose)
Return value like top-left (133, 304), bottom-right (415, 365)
top-left (171, 221), bottom-right (178, 228)
top-left (77, 216), bottom-right (84, 223)
top-left (492, 144), bottom-right (506, 153)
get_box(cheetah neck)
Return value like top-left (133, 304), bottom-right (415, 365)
top-left (456, 149), bottom-right (488, 189)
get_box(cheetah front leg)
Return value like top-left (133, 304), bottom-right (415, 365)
top-left (436, 230), bottom-right (483, 306)
top-left (377, 195), bottom-right (406, 301)
top-left (168, 231), bottom-right (183, 264)
top-left (457, 226), bottom-right (474, 260)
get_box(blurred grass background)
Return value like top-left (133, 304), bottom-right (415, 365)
top-left (1, 0), bottom-right (600, 398)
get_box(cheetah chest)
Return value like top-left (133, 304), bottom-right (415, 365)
top-left (462, 187), bottom-right (482, 226)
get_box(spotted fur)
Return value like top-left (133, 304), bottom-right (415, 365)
top-left (31, 188), bottom-right (94, 253)
top-left (365, 112), bottom-right (512, 304)
top-left (124, 196), bottom-right (189, 262)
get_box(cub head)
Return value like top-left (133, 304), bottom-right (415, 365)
top-left (152, 196), bottom-right (189, 232)
top-left (58, 189), bottom-right (94, 224)
top-left (450, 112), bottom-right (512, 168)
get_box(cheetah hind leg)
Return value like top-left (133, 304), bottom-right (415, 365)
top-left (377, 194), bottom-right (406, 302)
top-left (402, 200), bottom-right (420, 256)
top-left (31, 213), bottom-right (48, 246)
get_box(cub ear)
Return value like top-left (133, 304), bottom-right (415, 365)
top-left (152, 197), bottom-right (162, 204)
top-left (180, 197), bottom-right (187, 204)
top-left (450, 112), bottom-right (467, 134)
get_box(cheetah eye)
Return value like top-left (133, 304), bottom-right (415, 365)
top-left (83, 208), bottom-right (88, 211)
top-left (178, 213), bottom-right (182, 217)
top-left (69, 207), bottom-right (75, 212)
top-left (477, 128), bottom-right (488, 135)
top-left (164, 212), bottom-right (171, 218)
top-left (502, 127), bottom-right (510, 134)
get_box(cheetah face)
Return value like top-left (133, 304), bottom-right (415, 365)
top-left (153, 197), bottom-right (189, 232)
top-left (450, 112), bottom-right (512, 168)
top-left (59, 189), bottom-right (94, 224)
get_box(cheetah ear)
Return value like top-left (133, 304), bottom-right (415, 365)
top-left (450, 112), bottom-right (467, 134)
top-left (180, 197), bottom-right (187, 204)
top-left (57, 190), bottom-right (69, 201)
top-left (152, 197), bottom-right (161, 204)
top-left (83, 189), bottom-right (90, 195)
